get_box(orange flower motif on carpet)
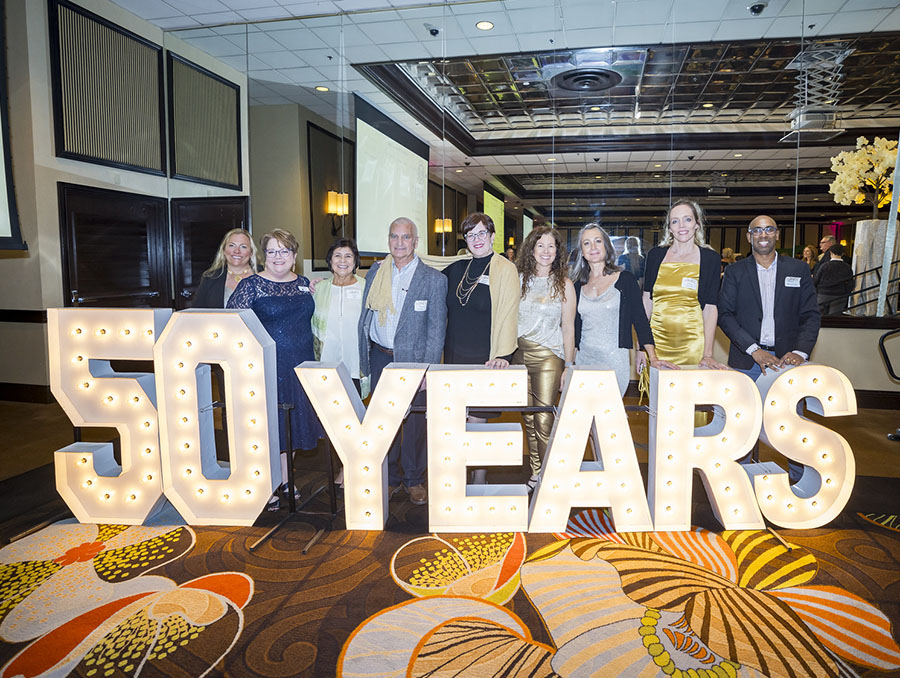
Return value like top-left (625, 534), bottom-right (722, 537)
top-left (389, 532), bottom-right (526, 604)
top-left (0, 572), bottom-right (253, 678)
top-left (516, 508), bottom-right (900, 677)
top-left (0, 522), bottom-right (194, 644)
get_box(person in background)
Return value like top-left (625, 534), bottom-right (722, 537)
top-left (813, 242), bottom-right (854, 315)
top-left (720, 247), bottom-right (736, 276)
top-left (718, 215), bottom-right (820, 483)
top-left (616, 235), bottom-right (646, 288)
top-left (505, 246), bottom-right (517, 262)
top-left (442, 212), bottom-right (519, 484)
top-left (813, 234), bottom-right (850, 275)
top-left (573, 224), bottom-right (673, 397)
top-left (642, 200), bottom-right (727, 372)
top-left (192, 228), bottom-right (258, 308)
top-left (801, 244), bottom-right (818, 273)
top-left (227, 229), bottom-right (323, 510)
top-left (513, 226), bottom-right (575, 492)
top-left (358, 218), bottom-right (447, 506)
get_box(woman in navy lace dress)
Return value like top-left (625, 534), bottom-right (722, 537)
top-left (227, 230), bottom-right (323, 503)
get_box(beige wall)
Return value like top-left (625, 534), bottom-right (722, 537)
top-left (0, 0), bottom-right (249, 387)
top-left (249, 103), bottom-right (353, 275)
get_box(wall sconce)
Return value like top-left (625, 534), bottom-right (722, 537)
top-left (326, 191), bottom-right (349, 236)
top-left (507, 236), bottom-right (514, 246)
top-left (435, 218), bottom-right (452, 252)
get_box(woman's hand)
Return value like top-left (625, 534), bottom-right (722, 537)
top-left (635, 351), bottom-right (647, 373)
top-left (699, 355), bottom-right (728, 370)
top-left (559, 368), bottom-right (570, 392)
top-left (650, 359), bottom-right (680, 370)
top-left (308, 277), bottom-right (323, 293)
top-left (485, 358), bottom-right (509, 369)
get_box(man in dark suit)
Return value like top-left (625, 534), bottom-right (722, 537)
top-left (719, 215), bottom-right (821, 481)
top-left (358, 217), bottom-right (447, 505)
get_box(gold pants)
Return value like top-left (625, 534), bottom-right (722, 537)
top-left (513, 337), bottom-right (564, 476)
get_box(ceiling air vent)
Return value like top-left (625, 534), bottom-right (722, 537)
top-left (549, 68), bottom-right (622, 93)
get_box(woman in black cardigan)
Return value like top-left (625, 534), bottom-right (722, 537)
top-left (569, 223), bottom-right (673, 396)
top-left (641, 200), bottom-right (727, 372)
top-left (191, 228), bottom-right (258, 308)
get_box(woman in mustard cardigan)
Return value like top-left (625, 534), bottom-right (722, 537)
top-left (442, 212), bottom-right (519, 483)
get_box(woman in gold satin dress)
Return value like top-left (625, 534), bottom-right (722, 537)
top-left (641, 200), bottom-right (727, 372)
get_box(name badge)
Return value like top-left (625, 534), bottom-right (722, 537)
top-left (297, 285), bottom-right (311, 293)
top-left (681, 277), bottom-right (698, 291)
top-left (345, 287), bottom-right (362, 300)
top-left (479, 275), bottom-right (490, 286)
top-left (414, 300), bottom-right (428, 311)
top-left (785, 276), bottom-right (801, 288)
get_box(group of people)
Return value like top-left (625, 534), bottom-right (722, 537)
top-left (194, 200), bottom-right (822, 509)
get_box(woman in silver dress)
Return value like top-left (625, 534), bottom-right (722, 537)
top-left (513, 226), bottom-right (576, 490)
top-left (569, 223), bottom-right (673, 396)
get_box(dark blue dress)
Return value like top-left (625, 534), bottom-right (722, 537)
top-left (227, 275), bottom-right (323, 451)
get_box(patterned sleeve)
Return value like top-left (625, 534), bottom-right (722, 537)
top-left (226, 276), bottom-right (255, 309)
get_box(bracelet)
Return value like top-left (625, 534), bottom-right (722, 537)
top-left (565, 361), bottom-right (574, 367)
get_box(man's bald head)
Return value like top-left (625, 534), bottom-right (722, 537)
top-left (749, 215), bottom-right (777, 230)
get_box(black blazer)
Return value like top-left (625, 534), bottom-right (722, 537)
top-left (574, 270), bottom-right (653, 350)
top-left (718, 254), bottom-right (820, 370)
top-left (643, 245), bottom-right (720, 308)
top-left (192, 270), bottom-right (228, 308)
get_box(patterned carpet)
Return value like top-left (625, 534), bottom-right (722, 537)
top-left (2, 495), bottom-right (900, 677)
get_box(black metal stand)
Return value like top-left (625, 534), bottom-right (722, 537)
top-left (249, 403), bottom-right (341, 553)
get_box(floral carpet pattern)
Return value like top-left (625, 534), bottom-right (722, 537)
top-left (341, 510), bottom-right (900, 678)
top-left (0, 521), bottom-right (253, 678)
top-left (1, 505), bottom-right (900, 677)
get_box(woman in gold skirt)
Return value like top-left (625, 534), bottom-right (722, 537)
top-left (641, 200), bottom-right (727, 372)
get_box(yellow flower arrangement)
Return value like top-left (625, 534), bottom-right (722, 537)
top-left (829, 136), bottom-right (899, 219)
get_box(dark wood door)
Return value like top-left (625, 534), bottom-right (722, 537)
top-left (59, 183), bottom-right (170, 307)
top-left (171, 196), bottom-right (250, 309)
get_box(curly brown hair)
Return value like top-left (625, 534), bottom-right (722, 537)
top-left (517, 226), bottom-right (568, 302)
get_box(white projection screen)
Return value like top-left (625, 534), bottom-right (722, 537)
top-left (354, 94), bottom-right (429, 256)
top-left (483, 189), bottom-right (505, 254)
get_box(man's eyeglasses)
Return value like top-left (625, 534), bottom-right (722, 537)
top-left (465, 230), bottom-right (490, 242)
top-left (264, 248), bottom-right (293, 258)
top-left (748, 226), bottom-right (776, 236)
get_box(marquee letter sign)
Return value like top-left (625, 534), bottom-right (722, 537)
top-left (154, 309), bottom-right (280, 526)
top-left (48, 308), bottom-right (171, 524)
top-left (49, 309), bottom-right (858, 532)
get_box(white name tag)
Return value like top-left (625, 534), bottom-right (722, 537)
top-left (414, 300), bottom-right (428, 311)
top-left (681, 277), bottom-right (698, 291)
top-left (345, 287), bottom-right (362, 300)
top-left (785, 277), bottom-right (801, 288)
top-left (479, 275), bottom-right (490, 286)
top-left (297, 285), bottom-right (310, 293)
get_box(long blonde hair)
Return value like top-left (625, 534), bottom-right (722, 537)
top-left (659, 200), bottom-right (711, 249)
top-left (203, 228), bottom-right (258, 278)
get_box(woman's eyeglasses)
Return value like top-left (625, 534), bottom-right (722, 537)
top-left (265, 248), bottom-right (293, 258)
top-left (465, 230), bottom-right (490, 242)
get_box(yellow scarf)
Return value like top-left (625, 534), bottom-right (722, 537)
top-left (365, 258), bottom-right (396, 326)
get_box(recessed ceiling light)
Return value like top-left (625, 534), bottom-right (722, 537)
top-left (653, 174), bottom-right (661, 178)
top-left (813, 197), bottom-right (819, 200)
top-left (315, 86), bottom-right (329, 92)
top-left (427, 71), bottom-right (436, 76)
top-left (733, 153), bottom-right (743, 157)
top-left (721, 173), bottom-right (728, 176)
top-left (594, 175), bottom-right (602, 179)
top-left (547, 158), bottom-right (556, 162)
top-left (635, 198), bottom-right (641, 201)
top-left (654, 163), bottom-right (662, 167)
top-left (475, 20), bottom-right (494, 31)
top-left (590, 106), bottom-right (601, 111)
top-left (570, 202), bottom-right (576, 205)
top-left (702, 103), bottom-right (714, 108)
top-left (455, 169), bottom-right (463, 173)
top-left (778, 196), bottom-right (784, 200)
top-left (819, 170), bottom-right (827, 174)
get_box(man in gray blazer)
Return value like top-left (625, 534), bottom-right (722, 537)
top-left (358, 217), bottom-right (447, 505)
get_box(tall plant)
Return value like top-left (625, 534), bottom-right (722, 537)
top-left (829, 136), bottom-right (898, 220)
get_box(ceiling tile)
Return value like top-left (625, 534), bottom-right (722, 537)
top-left (820, 8), bottom-right (892, 33)
top-left (875, 6), bottom-right (900, 30)
top-left (614, 0), bottom-right (672, 26)
top-left (183, 34), bottom-right (248, 56)
top-left (270, 27), bottom-right (329, 50)
top-left (281, 2), bottom-right (342, 15)
top-left (358, 20), bottom-right (417, 43)
top-left (765, 14), bottom-right (831, 37)
top-left (666, 20), bottom-right (718, 42)
top-left (671, 0), bottom-right (726, 22)
top-left (169, 0), bottom-right (230, 12)
top-left (255, 50), bottom-right (308, 68)
top-left (563, 27), bottom-right (613, 48)
top-left (713, 17), bottom-right (776, 40)
top-left (112, 0), bottom-right (182, 19)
